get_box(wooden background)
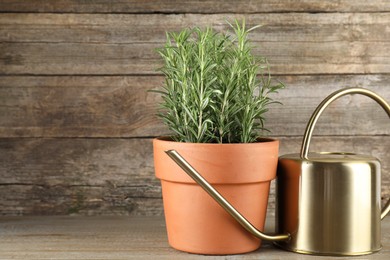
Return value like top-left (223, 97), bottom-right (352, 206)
top-left (0, 0), bottom-right (389, 216)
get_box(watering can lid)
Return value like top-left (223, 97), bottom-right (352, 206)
top-left (279, 152), bottom-right (379, 163)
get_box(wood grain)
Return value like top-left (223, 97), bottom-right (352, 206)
top-left (0, 216), bottom-right (389, 259)
top-left (0, 138), bottom-right (162, 216)
top-left (1, 137), bottom-right (389, 216)
top-left (0, 76), bottom-right (164, 137)
top-left (2, 75), bottom-right (390, 138)
top-left (1, 1), bottom-right (390, 217)
top-left (1, 13), bottom-right (389, 75)
top-left (0, 0), bottom-right (389, 13)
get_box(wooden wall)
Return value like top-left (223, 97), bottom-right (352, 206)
top-left (0, 0), bottom-right (389, 216)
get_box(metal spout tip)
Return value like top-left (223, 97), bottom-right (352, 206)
top-left (164, 150), bottom-right (177, 157)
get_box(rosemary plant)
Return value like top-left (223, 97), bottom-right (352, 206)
top-left (154, 20), bottom-right (284, 143)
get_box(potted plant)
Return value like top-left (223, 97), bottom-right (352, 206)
top-left (152, 20), bottom-right (284, 255)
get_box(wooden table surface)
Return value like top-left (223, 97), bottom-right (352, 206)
top-left (0, 216), bottom-right (389, 259)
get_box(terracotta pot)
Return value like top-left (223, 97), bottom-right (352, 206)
top-left (153, 137), bottom-right (279, 255)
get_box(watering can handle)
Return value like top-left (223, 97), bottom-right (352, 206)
top-left (300, 87), bottom-right (390, 220)
top-left (165, 150), bottom-right (291, 242)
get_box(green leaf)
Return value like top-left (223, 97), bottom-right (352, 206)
top-left (151, 19), bottom-right (284, 143)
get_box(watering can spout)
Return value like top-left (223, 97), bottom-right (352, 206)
top-left (165, 149), bottom-right (291, 242)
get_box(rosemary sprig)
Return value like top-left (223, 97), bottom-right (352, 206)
top-left (153, 19), bottom-right (284, 143)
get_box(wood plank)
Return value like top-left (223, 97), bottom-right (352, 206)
top-left (2, 13), bottom-right (389, 43)
top-left (0, 138), bottom-right (156, 186)
top-left (0, 216), bottom-right (388, 259)
top-left (0, 137), bottom-right (389, 216)
top-left (1, 75), bottom-right (390, 138)
top-left (267, 75), bottom-right (390, 137)
top-left (1, 13), bottom-right (389, 75)
top-left (0, 76), bottom-right (165, 137)
top-left (0, 138), bottom-right (162, 216)
top-left (0, 185), bottom-right (163, 216)
top-left (0, 0), bottom-right (389, 13)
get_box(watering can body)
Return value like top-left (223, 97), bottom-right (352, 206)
top-left (274, 87), bottom-right (390, 255)
top-left (276, 152), bottom-right (382, 255)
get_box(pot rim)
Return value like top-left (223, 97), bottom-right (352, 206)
top-left (153, 136), bottom-right (279, 184)
top-left (154, 136), bottom-right (278, 146)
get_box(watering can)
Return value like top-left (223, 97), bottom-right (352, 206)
top-left (166, 87), bottom-right (390, 256)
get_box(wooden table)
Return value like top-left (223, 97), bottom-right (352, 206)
top-left (0, 216), bottom-right (389, 259)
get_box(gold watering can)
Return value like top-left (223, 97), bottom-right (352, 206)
top-left (166, 87), bottom-right (390, 256)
